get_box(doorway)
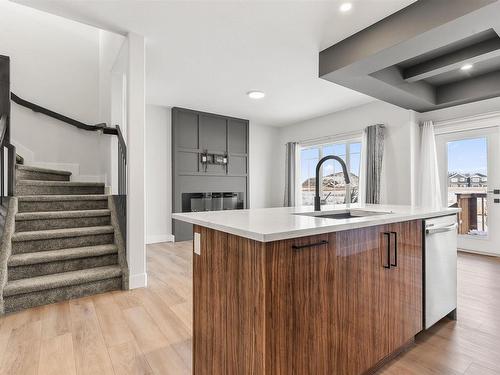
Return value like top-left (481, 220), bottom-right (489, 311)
top-left (436, 127), bottom-right (500, 255)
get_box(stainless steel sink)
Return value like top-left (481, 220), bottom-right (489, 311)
top-left (295, 209), bottom-right (393, 219)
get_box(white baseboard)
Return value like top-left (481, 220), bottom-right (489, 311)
top-left (129, 272), bottom-right (148, 289)
top-left (458, 249), bottom-right (500, 257)
top-left (146, 234), bottom-right (175, 244)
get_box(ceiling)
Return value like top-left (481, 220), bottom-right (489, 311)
top-left (13, 0), bottom-right (416, 126)
top-left (319, 0), bottom-right (500, 112)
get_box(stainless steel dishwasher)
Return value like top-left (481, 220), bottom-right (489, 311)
top-left (424, 215), bottom-right (458, 329)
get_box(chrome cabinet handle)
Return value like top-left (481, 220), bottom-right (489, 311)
top-left (425, 223), bottom-right (458, 235)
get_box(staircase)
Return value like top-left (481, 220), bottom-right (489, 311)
top-left (1, 164), bottom-right (127, 314)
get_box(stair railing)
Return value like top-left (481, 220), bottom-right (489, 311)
top-left (0, 114), bottom-right (16, 205)
top-left (10, 93), bottom-right (126, 193)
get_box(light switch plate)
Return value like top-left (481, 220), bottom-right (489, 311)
top-left (194, 232), bottom-right (201, 255)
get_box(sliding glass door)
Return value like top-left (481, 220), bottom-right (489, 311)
top-left (436, 127), bottom-right (500, 255)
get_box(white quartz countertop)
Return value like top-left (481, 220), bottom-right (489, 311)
top-left (172, 204), bottom-right (460, 242)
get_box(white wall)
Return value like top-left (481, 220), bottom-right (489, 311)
top-left (272, 101), bottom-right (414, 207)
top-left (0, 2), bottom-right (107, 180)
top-left (249, 124), bottom-right (280, 208)
top-left (146, 105), bottom-right (172, 244)
top-left (126, 33), bottom-right (147, 289)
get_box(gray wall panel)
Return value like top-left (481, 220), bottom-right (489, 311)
top-left (228, 155), bottom-right (247, 175)
top-left (175, 111), bottom-right (198, 149)
top-left (199, 115), bottom-right (227, 152)
top-left (177, 151), bottom-right (199, 173)
top-left (228, 119), bottom-right (247, 154)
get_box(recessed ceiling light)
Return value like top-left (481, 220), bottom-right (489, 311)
top-left (247, 91), bottom-right (265, 99)
top-left (460, 63), bottom-right (473, 71)
top-left (339, 2), bottom-right (353, 12)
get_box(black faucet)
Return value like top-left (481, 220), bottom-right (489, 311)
top-left (314, 155), bottom-right (350, 211)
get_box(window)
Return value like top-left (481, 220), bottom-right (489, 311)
top-left (446, 137), bottom-right (488, 235)
top-left (299, 139), bottom-right (362, 206)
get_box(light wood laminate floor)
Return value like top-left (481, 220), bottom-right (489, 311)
top-left (0, 242), bottom-right (499, 374)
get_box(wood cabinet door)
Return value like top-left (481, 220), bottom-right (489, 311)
top-left (382, 220), bottom-right (423, 352)
top-left (266, 226), bottom-right (395, 375)
top-left (265, 232), bottom-right (335, 375)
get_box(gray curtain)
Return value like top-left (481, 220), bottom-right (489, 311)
top-left (365, 124), bottom-right (385, 204)
top-left (284, 142), bottom-right (298, 207)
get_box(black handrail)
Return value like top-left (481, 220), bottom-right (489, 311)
top-left (0, 114), bottom-right (8, 145)
top-left (11, 92), bottom-right (118, 135)
top-left (116, 125), bottom-right (127, 196)
top-left (0, 114), bottom-right (15, 203)
top-left (0, 114), bottom-right (7, 203)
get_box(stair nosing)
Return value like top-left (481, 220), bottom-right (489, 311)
top-left (16, 165), bottom-right (72, 176)
top-left (12, 225), bottom-right (114, 242)
top-left (17, 194), bottom-right (108, 202)
top-left (3, 266), bottom-right (122, 297)
top-left (17, 180), bottom-right (105, 187)
top-left (16, 209), bottom-right (111, 221)
top-left (8, 244), bottom-right (118, 266)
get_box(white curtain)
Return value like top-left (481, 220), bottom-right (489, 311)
top-left (417, 121), bottom-right (443, 208)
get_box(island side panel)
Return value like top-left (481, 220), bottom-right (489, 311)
top-left (193, 225), bottom-right (266, 375)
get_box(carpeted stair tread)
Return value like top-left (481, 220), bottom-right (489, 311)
top-left (12, 226), bottom-right (114, 242)
top-left (18, 195), bottom-right (108, 202)
top-left (16, 181), bottom-right (105, 196)
top-left (16, 165), bottom-right (72, 176)
top-left (17, 180), bottom-right (104, 187)
top-left (16, 209), bottom-right (111, 221)
top-left (3, 265), bottom-right (122, 297)
top-left (8, 244), bottom-right (118, 267)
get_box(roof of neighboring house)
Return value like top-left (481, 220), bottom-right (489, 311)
top-left (302, 172), bottom-right (359, 189)
top-left (448, 172), bottom-right (487, 179)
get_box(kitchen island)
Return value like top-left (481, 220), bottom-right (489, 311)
top-left (173, 204), bottom-right (459, 375)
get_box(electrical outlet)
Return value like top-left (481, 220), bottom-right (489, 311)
top-left (194, 232), bottom-right (201, 255)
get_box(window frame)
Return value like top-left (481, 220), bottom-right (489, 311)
top-left (298, 136), bottom-right (362, 206)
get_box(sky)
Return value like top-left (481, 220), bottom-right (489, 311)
top-left (447, 137), bottom-right (487, 175)
top-left (301, 142), bottom-right (361, 183)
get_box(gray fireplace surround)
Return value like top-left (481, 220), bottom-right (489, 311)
top-left (172, 107), bottom-right (249, 241)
